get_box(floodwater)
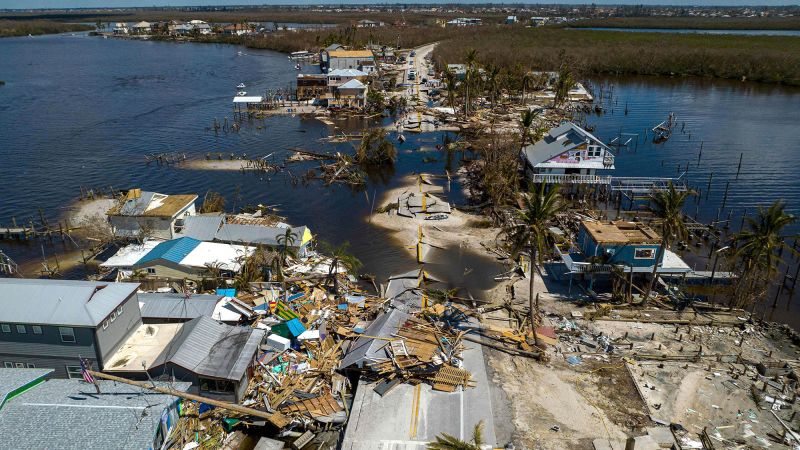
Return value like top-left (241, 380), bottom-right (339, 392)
top-left (2, 33), bottom-right (800, 319)
top-left (574, 27), bottom-right (800, 36)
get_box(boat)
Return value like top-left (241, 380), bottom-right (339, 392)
top-left (237, 83), bottom-right (246, 89)
top-left (294, 63), bottom-right (301, 70)
top-left (237, 91), bottom-right (247, 96)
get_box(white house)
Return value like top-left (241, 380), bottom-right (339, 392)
top-left (131, 21), bottom-right (152, 34)
top-left (327, 68), bottom-right (368, 89)
top-left (106, 189), bottom-right (197, 240)
top-left (112, 22), bottom-right (129, 34)
top-left (328, 50), bottom-right (375, 72)
top-left (521, 122), bottom-right (615, 184)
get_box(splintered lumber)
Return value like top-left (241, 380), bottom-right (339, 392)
top-left (87, 370), bottom-right (290, 428)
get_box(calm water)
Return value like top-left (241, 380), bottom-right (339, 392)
top-left (576, 27), bottom-right (800, 36)
top-left (2, 33), bottom-right (800, 319)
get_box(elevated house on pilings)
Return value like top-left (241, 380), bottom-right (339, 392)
top-left (521, 122), bottom-right (615, 185)
top-left (555, 220), bottom-right (691, 294)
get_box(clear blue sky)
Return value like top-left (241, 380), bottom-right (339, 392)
top-left (3, 0), bottom-right (799, 9)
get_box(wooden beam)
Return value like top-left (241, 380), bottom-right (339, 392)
top-left (87, 370), bottom-right (290, 428)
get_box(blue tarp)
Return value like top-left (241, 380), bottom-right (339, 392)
top-left (286, 318), bottom-right (306, 337)
top-left (216, 288), bottom-right (237, 297)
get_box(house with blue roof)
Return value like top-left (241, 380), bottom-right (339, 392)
top-left (132, 237), bottom-right (254, 282)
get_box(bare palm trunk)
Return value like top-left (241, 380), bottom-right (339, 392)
top-left (642, 239), bottom-right (666, 305)
top-left (529, 250), bottom-right (540, 347)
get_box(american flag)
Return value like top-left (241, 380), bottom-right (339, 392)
top-left (80, 358), bottom-right (96, 384)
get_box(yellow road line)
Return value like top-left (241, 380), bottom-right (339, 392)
top-left (409, 383), bottom-right (422, 438)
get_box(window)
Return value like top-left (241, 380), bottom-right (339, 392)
top-left (59, 327), bottom-right (76, 343)
top-left (109, 312), bottom-right (116, 322)
top-left (102, 320), bottom-right (109, 330)
top-left (117, 306), bottom-right (123, 316)
top-left (147, 268), bottom-right (156, 275)
top-left (1, 324), bottom-right (10, 333)
top-left (32, 325), bottom-right (42, 335)
top-left (16, 325), bottom-right (26, 334)
top-left (634, 248), bottom-right (656, 259)
top-left (3, 362), bottom-right (12, 368)
top-left (199, 378), bottom-right (234, 394)
top-left (27, 363), bottom-right (35, 368)
top-left (66, 365), bottom-right (82, 379)
top-left (15, 363), bottom-right (24, 368)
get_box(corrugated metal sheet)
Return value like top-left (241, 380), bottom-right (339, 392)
top-left (138, 293), bottom-right (221, 320)
top-left (178, 214), bottom-right (224, 241)
top-left (136, 237), bottom-right (201, 265)
top-left (215, 224), bottom-right (308, 248)
top-left (150, 316), bottom-right (261, 381)
top-left (0, 279), bottom-right (139, 327)
top-left (339, 310), bottom-right (409, 369)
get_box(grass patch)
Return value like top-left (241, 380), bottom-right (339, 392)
top-left (567, 16), bottom-right (800, 31)
top-left (0, 20), bottom-right (93, 38)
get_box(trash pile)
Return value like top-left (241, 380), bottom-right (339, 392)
top-left (163, 258), bottom-right (477, 449)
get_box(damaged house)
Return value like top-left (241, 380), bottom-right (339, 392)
top-left (106, 188), bottom-right (197, 240)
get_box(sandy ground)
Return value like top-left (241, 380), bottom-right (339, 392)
top-left (369, 175), bottom-right (498, 263)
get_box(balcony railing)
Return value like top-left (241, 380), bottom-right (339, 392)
top-left (530, 173), bottom-right (613, 185)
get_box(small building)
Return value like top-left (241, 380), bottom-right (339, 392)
top-left (319, 43), bottom-right (344, 72)
top-left (131, 237), bottom-right (254, 282)
top-left (328, 49), bottom-right (375, 72)
top-left (131, 21), bottom-right (152, 34)
top-left (296, 73), bottom-right (328, 100)
top-left (326, 68), bottom-right (369, 89)
top-left (99, 239), bottom-right (161, 274)
top-left (189, 19), bottom-right (212, 35)
top-left (356, 19), bottom-right (385, 28)
top-left (148, 316), bottom-right (262, 402)
top-left (0, 279), bottom-right (142, 378)
top-left (168, 22), bottom-right (191, 36)
top-left (560, 220), bottom-right (690, 275)
top-left (0, 368), bottom-right (188, 450)
top-left (446, 18), bottom-right (482, 27)
top-left (530, 16), bottom-right (549, 27)
top-left (446, 63), bottom-right (467, 80)
top-left (520, 122), bottom-right (615, 184)
top-left (177, 213), bottom-right (314, 257)
top-left (223, 23), bottom-right (251, 36)
top-left (332, 79), bottom-right (368, 108)
top-left (506, 15), bottom-right (518, 24)
top-left (107, 189), bottom-right (198, 240)
top-left (112, 22), bottom-right (128, 34)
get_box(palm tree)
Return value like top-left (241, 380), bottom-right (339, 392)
top-left (463, 49), bottom-right (478, 117)
top-left (276, 228), bottom-right (298, 269)
top-left (502, 183), bottom-right (563, 339)
top-left (486, 65), bottom-right (501, 109)
top-left (519, 109), bottom-right (539, 150)
top-left (428, 421), bottom-right (483, 450)
top-left (642, 182), bottom-right (695, 304)
top-left (443, 69), bottom-right (457, 111)
top-left (521, 71), bottom-right (533, 105)
top-left (321, 241), bottom-right (362, 294)
top-left (553, 67), bottom-right (576, 108)
top-left (730, 200), bottom-right (796, 311)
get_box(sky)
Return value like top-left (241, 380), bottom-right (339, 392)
top-left (2, 0), bottom-right (798, 9)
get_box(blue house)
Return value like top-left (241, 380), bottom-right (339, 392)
top-left (561, 220), bottom-right (690, 274)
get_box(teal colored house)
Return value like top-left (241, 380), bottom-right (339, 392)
top-left (565, 220), bottom-right (690, 274)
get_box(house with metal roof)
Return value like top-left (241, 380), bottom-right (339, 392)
top-left (521, 122), bottom-right (615, 185)
top-left (137, 292), bottom-right (223, 323)
top-left (176, 214), bottom-right (313, 257)
top-left (327, 49), bottom-right (375, 73)
top-left (148, 316), bottom-right (263, 402)
top-left (320, 43), bottom-right (344, 71)
top-left (131, 237), bottom-right (254, 282)
top-left (333, 79), bottom-right (369, 108)
top-left (0, 367), bottom-right (188, 450)
top-left (106, 188), bottom-right (198, 240)
top-left (0, 279), bottom-right (142, 379)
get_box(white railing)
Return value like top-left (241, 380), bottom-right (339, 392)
top-left (530, 173), bottom-right (613, 185)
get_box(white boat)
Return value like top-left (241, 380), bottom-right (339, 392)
top-left (425, 213), bottom-right (449, 221)
top-left (237, 91), bottom-right (247, 96)
top-left (237, 83), bottom-right (246, 89)
top-left (294, 64), bottom-right (301, 70)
